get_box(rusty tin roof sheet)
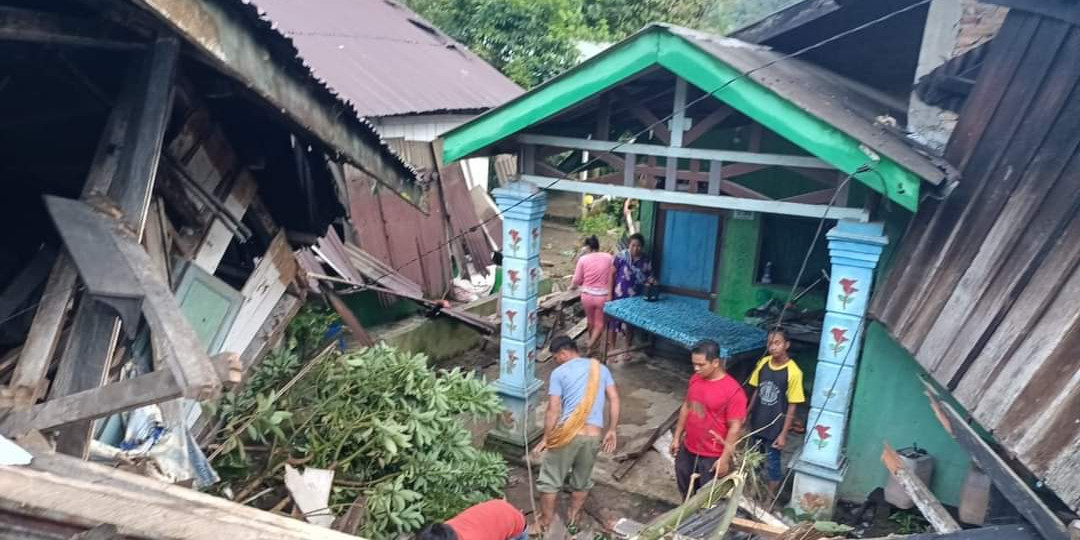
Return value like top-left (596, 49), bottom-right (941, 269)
top-left (248, 0), bottom-right (523, 117)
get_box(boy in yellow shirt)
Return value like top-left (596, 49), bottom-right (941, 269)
top-left (748, 328), bottom-right (806, 495)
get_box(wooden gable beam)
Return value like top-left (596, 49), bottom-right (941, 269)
top-left (615, 88), bottom-right (672, 144)
top-left (519, 175), bottom-right (868, 221)
top-left (0, 7), bottom-right (144, 50)
top-left (516, 134), bottom-right (833, 169)
top-left (783, 188), bottom-right (839, 205)
top-left (683, 106), bottom-right (736, 146)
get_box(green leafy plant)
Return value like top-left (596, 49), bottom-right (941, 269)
top-left (213, 343), bottom-right (506, 539)
top-left (890, 510), bottom-right (932, 534)
top-left (576, 212), bottom-right (620, 236)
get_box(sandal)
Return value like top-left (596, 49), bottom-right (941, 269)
top-left (566, 522), bottom-right (581, 539)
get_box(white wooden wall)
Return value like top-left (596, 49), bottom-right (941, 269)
top-left (370, 113), bottom-right (474, 142)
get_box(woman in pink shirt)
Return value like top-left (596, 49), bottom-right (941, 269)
top-left (572, 235), bottom-right (614, 352)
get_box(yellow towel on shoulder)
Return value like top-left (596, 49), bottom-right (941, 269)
top-left (546, 360), bottom-right (602, 449)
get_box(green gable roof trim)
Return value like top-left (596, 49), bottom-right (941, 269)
top-left (442, 25), bottom-right (952, 212)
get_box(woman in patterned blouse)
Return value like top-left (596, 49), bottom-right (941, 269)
top-left (608, 233), bottom-right (654, 351)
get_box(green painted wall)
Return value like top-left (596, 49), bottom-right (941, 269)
top-left (841, 322), bottom-right (971, 506)
top-left (712, 212), bottom-right (827, 321)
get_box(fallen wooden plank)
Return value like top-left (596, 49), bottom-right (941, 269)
top-left (613, 405), bottom-right (682, 481)
top-left (538, 289), bottom-right (580, 312)
top-left (2, 447), bottom-right (359, 540)
top-left (738, 498), bottom-right (789, 531)
top-left (730, 517), bottom-right (786, 538)
top-left (1, 353), bottom-right (239, 436)
top-left (324, 289), bottom-right (372, 347)
top-left (882, 442), bottom-right (961, 533)
top-left (923, 387), bottom-right (1069, 540)
top-left (538, 318), bottom-right (589, 363)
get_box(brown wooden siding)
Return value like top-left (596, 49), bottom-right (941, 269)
top-left (870, 8), bottom-right (1080, 511)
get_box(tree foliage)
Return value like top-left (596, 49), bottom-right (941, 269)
top-left (212, 327), bottom-right (506, 539)
top-left (580, 0), bottom-right (714, 41)
top-left (404, 0), bottom-right (729, 88)
top-left (407, 0), bottom-right (585, 88)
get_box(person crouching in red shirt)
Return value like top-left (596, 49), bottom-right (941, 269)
top-left (417, 499), bottom-right (529, 540)
top-left (669, 339), bottom-right (748, 498)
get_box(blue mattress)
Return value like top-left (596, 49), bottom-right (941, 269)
top-left (604, 295), bottom-right (767, 355)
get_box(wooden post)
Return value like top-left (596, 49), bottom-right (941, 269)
top-left (708, 160), bottom-right (722, 195)
top-left (624, 152), bottom-right (636, 187)
top-left (882, 442), bottom-right (962, 533)
top-left (49, 35), bottom-right (180, 458)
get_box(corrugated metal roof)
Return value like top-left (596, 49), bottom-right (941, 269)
top-left (248, 0), bottom-right (523, 117)
top-left (665, 25), bottom-right (952, 185)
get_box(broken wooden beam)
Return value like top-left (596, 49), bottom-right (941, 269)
top-left (1, 445), bottom-right (360, 540)
top-left (613, 405), bottom-right (682, 481)
top-left (730, 517), bottom-right (786, 538)
top-left (882, 441), bottom-right (961, 534)
top-left (738, 498), bottom-right (789, 531)
top-left (537, 318), bottom-right (589, 363)
top-left (46, 196), bottom-right (223, 402)
top-left (324, 289), bottom-right (372, 347)
top-left (923, 385), bottom-right (1070, 540)
top-left (1, 353), bottom-right (239, 437)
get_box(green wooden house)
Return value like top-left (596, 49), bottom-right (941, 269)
top-left (441, 23), bottom-right (957, 516)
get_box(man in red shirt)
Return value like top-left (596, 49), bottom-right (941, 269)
top-left (417, 499), bottom-right (528, 540)
top-left (669, 339), bottom-right (748, 497)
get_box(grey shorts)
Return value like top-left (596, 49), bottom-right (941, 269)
top-left (537, 435), bottom-right (601, 493)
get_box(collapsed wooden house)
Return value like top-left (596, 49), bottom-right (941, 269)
top-left (0, 0), bottom-right (490, 536)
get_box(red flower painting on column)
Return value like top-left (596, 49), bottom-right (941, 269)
top-left (813, 424), bottom-right (831, 450)
top-left (829, 327), bottom-right (849, 357)
top-left (837, 278), bottom-right (859, 309)
top-left (508, 229), bottom-right (522, 255)
top-left (507, 269), bottom-right (521, 295)
top-left (505, 309), bottom-right (518, 334)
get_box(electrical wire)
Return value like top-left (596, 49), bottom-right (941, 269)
top-left (356, 0), bottom-right (934, 289)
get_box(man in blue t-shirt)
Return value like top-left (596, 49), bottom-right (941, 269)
top-left (533, 336), bottom-right (619, 535)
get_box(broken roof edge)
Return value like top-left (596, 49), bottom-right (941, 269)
top-left (131, 0), bottom-right (428, 210)
top-left (442, 23), bottom-right (948, 212)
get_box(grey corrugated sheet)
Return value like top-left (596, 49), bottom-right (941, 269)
top-left (664, 25), bottom-right (952, 185)
top-left (248, 0), bottom-right (523, 117)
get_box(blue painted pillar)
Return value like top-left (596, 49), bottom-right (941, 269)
top-left (488, 182), bottom-right (547, 447)
top-left (792, 220), bottom-right (887, 518)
